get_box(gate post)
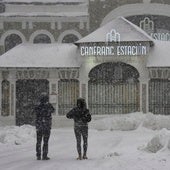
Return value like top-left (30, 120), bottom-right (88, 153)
top-left (0, 79), bottom-right (2, 116)
top-left (81, 83), bottom-right (88, 99)
top-left (140, 81), bottom-right (149, 113)
top-left (146, 80), bottom-right (149, 113)
top-left (80, 80), bottom-right (89, 107)
top-left (10, 80), bottom-right (16, 116)
top-left (9, 70), bottom-right (16, 116)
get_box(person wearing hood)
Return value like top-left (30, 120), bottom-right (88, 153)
top-left (34, 94), bottom-right (55, 160)
top-left (66, 98), bottom-right (91, 160)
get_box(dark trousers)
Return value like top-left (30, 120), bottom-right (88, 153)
top-left (74, 126), bottom-right (88, 156)
top-left (36, 129), bottom-right (50, 158)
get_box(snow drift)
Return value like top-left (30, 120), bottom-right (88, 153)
top-left (0, 125), bottom-right (35, 145)
top-left (2, 112), bottom-right (170, 170)
top-left (90, 112), bottom-right (170, 131)
top-left (1, 112), bottom-right (170, 146)
top-left (144, 128), bottom-right (170, 153)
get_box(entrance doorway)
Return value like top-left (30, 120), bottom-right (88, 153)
top-left (88, 62), bottom-right (140, 114)
top-left (16, 79), bottom-right (49, 126)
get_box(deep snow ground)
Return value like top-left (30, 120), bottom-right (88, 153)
top-left (1, 113), bottom-right (170, 170)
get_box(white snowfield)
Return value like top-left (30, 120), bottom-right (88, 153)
top-left (1, 112), bottom-right (170, 170)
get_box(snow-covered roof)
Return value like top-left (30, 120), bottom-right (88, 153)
top-left (0, 43), bottom-right (80, 68)
top-left (147, 40), bottom-right (170, 67)
top-left (3, 0), bottom-right (87, 4)
top-left (76, 17), bottom-right (154, 44)
top-left (0, 12), bottom-right (88, 17)
top-left (1, 0), bottom-right (88, 17)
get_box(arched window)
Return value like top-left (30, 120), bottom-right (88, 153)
top-left (33, 34), bottom-right (51, 44)
top-left (5, 34), bottom-right (22, 52)
top-left (62, 34), bottom-right (79, 43)
top-left (89, 62), bottom-right (139, 83)
top-left (2, 80), bottom-right (10, 116)
top-left (0, 3), bottom-right (5, 13)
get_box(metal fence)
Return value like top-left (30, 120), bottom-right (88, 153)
top-left (149, 79), bottom-right (170, 115)
top-left (58, 79), bottom-right (79, 115)
top-left (88, 81), bottom-right (140, 114)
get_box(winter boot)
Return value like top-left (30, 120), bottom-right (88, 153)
top-left (83, 155), bottom-right (88, 159)
top-left (42, 156), bottom-right (50, 160)
top-left (37, 156), bottom-right (41, 160)
top-left (77, 155), bottom-right (82, 160)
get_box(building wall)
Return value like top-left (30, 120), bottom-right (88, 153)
top-left (0, 20), bottom-right (89, 54)
top-left (0, 0), bottom-right (89, 54)
top-left (0, 1), bottom-right (170, 125)
top-left (89, 0), bottom-right (143, 32)
top-left (89, 0), bottom-right (170, 42)
top-left (0, 0), bottom-right (170, 55)
top-left (0, 67), bottom-right (80, 125)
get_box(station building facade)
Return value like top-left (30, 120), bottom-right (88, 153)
top-left (0, 0), bottom-right (89, 55)
top-left (0, 17), bottom-right (169, 126)
top-left (0, 0), bottom-right (169, 126)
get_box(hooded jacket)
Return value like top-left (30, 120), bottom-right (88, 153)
top-left (34, 95), bottom-right (55, 131)
top-left (66, 98), bottom-right (91, 127)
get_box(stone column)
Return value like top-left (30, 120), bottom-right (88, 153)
top-left (140, 80), bottom-right (149, 113)
top-left (55, 80), bottom-right (59, 115)
top-left (10, 80), bottom-right (16, 116)
top-left (0, 79), bottom-right (2, 116)
top-left (81, 82), bottom-right (88, 97)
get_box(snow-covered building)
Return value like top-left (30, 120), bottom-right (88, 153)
top-left (0, 0), bottom-right (170, 126)
top-left (0, 0), bottom-right (89, 54)
top-left (0, 0), bottom-right (170, 56)
top-left (0, 17), bottom-right (169, 126)
top-left (89, 0), bottom-right (170, 41)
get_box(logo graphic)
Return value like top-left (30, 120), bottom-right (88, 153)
top-left (140, 17), bottom-right (154, 34)
top-left (139, 17), bottom-right (170, 41)
top-left (106, 29), bottom-right (120, 42)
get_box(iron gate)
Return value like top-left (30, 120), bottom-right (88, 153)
top-left (88, 62), bottom-right (140, 114)
top-left (88, 81), bottom-right (139, 114)
top-left (149, 79), bottom-right (170, 115)
top-left (58, 79), bottom-right (79, 115)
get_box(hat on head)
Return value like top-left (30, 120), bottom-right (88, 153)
top-left (77, 98), bottom-right (86, 109)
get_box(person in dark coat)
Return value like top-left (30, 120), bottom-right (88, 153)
top-left (66, 98), bottom-right (91, 160)
top-left (34, 94), bottom-right (55, 160)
